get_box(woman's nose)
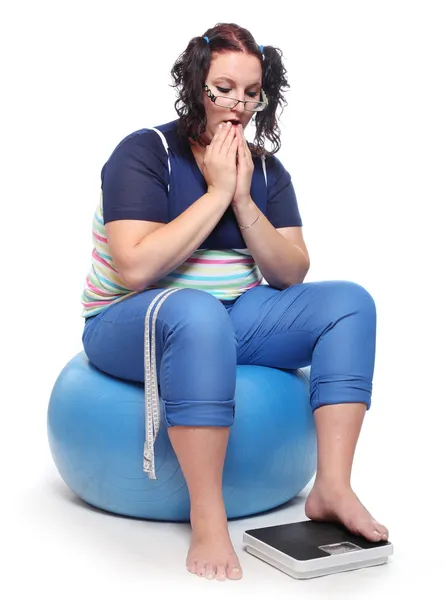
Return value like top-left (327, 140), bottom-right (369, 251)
top-left (232, 100), bottom-right (245, 118)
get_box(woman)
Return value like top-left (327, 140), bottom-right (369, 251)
top-left (81, 22), bottom-right (389, 581)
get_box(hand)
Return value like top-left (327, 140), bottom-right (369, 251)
top-left (232, 125), bottom-right (254, 208)
top-left (202, 122), bottom-right (238, 202)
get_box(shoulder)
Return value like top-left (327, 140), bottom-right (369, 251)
top-left (107, 121), bottom-right (177, 158)
top-left (263, 151), bottom-right (286, 173)
top-left (249, 145), bottom-right (286, 169)
top-left (250, 147), bottom-right (289, 186)
top-left (100, 121), bottom-right (181, 179)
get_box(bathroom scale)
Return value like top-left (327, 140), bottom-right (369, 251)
top-left (243, 520), bottom-right (393, 579)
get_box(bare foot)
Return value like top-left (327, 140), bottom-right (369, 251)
top-left (186, 505), bottom-right (242, 581)
top-left (305, 481), bottom-right (389, 543)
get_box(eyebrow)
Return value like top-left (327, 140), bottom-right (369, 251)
top-left (213, 76), bottom-right (261, 88)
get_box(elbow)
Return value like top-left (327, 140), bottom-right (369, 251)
top-left (124, 278), bottom-right (149, 293)
top-left (119, 266), bottom-right (156, 292)
top-left (284, 259), bottom-right (311, 288)
top-left (295, 250), bottom-right (310, 283)
top-left (299, 258), bottom-right (311, 282)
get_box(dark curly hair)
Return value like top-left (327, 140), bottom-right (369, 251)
top-left (170, 23), bottom-right (290, 156)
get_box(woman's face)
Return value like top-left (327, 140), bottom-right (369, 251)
top-left (200, 51), bottom-right (263, 144)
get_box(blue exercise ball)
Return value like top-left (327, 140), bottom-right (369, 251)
top-left (47, 352), bottom-right (316, 521)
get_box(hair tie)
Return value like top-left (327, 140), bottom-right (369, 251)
top-left (259, 45), bottom-right (264, 54)
top-left (203, 36), bottom-right (210, 44)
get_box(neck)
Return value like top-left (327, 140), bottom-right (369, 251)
top-left (188, 140), bottom-right (206, 174)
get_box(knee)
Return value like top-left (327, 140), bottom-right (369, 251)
top-left (323, 281), bottom-right (376, 322)
top-left (157, 291), bottom-right (236, 428)
top-left (160, 289), bottom-right (234, 341)
top-left (338, 280), bottom-right (375, 311)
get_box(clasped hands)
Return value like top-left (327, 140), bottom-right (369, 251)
top-left (202, 122), bottom-right (254, 209)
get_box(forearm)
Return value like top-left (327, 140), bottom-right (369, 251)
top-left (233, 199), bottom-right (310, 289)
top-left (126, 191), bottom-right (230, 290)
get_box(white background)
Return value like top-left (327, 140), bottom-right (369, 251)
top-left (2, 1), bottom-right (445, 598)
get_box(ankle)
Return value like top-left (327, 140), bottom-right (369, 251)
top-left (313, 475), bottom-right (353, 494)
top-left (190, 499), bottom-right (228, 527)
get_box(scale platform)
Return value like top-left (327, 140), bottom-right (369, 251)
top-left (243, 520), bottom-right (393, 579)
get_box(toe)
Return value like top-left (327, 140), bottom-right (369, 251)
top-left (363, 522), bottom-right (386, 542)
top-left (205, 563), bottom-right (216, 580)
top-left (187, 559), bottom-right (197, 574)
top-left (195, 560), bottom-right (206, 577)
top-left (373, 521), bottom-right (389, 540)
top-left (226, 553), bottom-right (242, 580)
top-left (227, 565), bottom-right (243, 580)
top-left (216, 563), bottom-right (227, 581)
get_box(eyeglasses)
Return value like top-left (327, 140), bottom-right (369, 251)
top-left (204, 84), bottom-right (268, 112)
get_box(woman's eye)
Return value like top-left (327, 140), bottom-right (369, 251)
top-left (216, 87), bottom-right (259, 98)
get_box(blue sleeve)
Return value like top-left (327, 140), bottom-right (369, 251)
top-left (101, 130), bottom-right (170, 225)
top-left (265, 154), bottom-right (302, 228)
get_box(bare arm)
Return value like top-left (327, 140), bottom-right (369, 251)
top-left (106, 123), bottom-right (239, 291)
top-left (231, 129), bottom-right (309, 289)
top-left (233, 199), bottom-right (310, 289)
top-left (107, 191), bottom-right (231, 291)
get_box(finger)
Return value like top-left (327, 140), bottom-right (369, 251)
top-left (235, 125), bottom-right (248, 156)
top-left (211, 122), bottom-right (232, 152)
top-left (207, 123), bottom-right (223, 154)
top-left (241, 132), bottom-right (253, 162)
top-left (242, 131), bottom-right (251, 156)
top-left (227, 131), bottom-right (239, 159)
top-left (221, 125), bottom-right (237, 155)
top-left (236, 130), bottom-right (245, 160)
top-left (206, 124), bottom-right (223, 160)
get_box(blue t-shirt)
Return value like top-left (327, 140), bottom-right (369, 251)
top-left (101, 119), bottom-right (302, 250)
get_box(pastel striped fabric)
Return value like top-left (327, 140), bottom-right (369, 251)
top-left (81, 194), bottom-right (263, 318)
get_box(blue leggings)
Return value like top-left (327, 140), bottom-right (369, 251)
top-left (83, 280), bottom-right (376, 425)
top-left (83, 281), bottom-right (376, 478)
